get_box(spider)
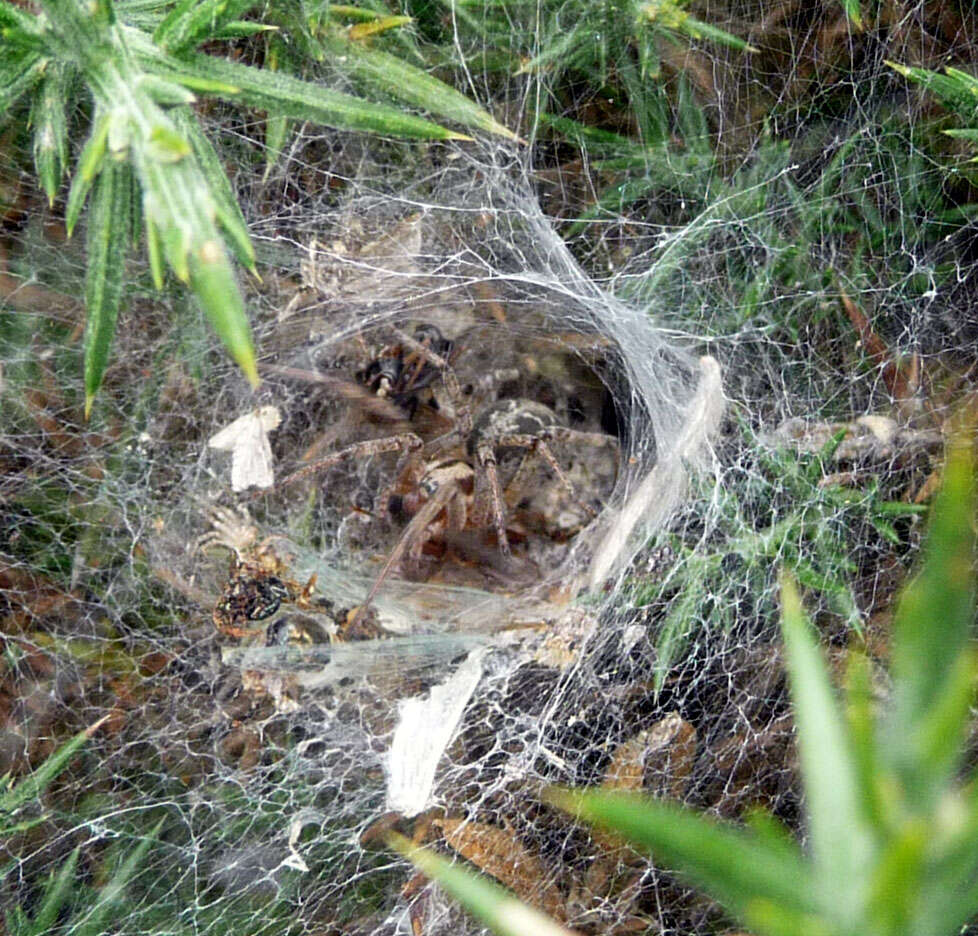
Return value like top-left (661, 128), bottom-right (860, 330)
top-left (253, 330), bottom-right (619, 627)
top-left (346, 396), bottom-right (619, 628)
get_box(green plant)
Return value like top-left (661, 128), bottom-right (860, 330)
top-left (0, 716), bottom-right (107, 838)
top-left (556, 436), bottom-right (978, 936)
top-left (0, 0), bottom-right (511, 413)
top-left (887, 61), bottom-right (978, 145)
top-left (4, 819), bottom-right (164, 936)
top-left (397, 435), bottom-right (977, 936)
top-left (633, 420), bottom-right (924, 692)
top-left (539, 78), bottom-right (717, 236)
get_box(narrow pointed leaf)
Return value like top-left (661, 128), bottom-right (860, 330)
top-left (144, 215), bottom-right (164, 289)
top-left (66, 114), bottom-right (111, 236)
top-left (75, 818), bottom-right (165, 936)
top-left (84, 162), bottom-right (133, 416)
top-left (865, 822), bottom-right (927, 935)
top-left (745, 899), bottom-right (832, 936)
top-left (154, 0), bottom-right (256, 54)
top-left (929, 784), bottom-right (978, 936)
top-left (0, 716), bottom-right (107, 816)
top-left (348, 15), bottom-right (412, 39)
top-left (211, 20), bottom-right (277, 39)
top-left (389, 834), bottom-right (575, 936)
top-left (32, 846), bottom-right (80, 933)
top-left (845, 652), bottom-right (887, 830)
top-left (885, 437), bottom-right (976, 805)
top-left (159, 50), bottom-right (469, 139)
top-left (138, 73), bottom-right (196, 106)
top-left (263, 111), bottom-right (289, 179)
top-left (780, 575), bottom-right (874, 923)
top-left (320, 31), bottom-right (518, 139)
top-left (537, 112), bottom-right (643, 155)
top-left (171, 107), bottom-right (256, 272)
top-left (673, 15), bottom-right (758, 52)
top-left (147, 123), bottom-right (192, 161)
top-left (30, 67), bottom-right (70, 206)
top-left (837, 0), bottom-right (864, 30)
top-left (0, 48), bottom-right (44, 112)
top-left (550, 789), bottom-right (816, 926)
top-left (189, 240), bottom-right (258, 387)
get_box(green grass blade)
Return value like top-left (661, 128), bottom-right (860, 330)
top-left (211, 20), bottom-right (277, 39)
top-left (536, 112), bottom-right (641, 155)
top-left (31, 846), bottom-right (81, 934)
top-left (564, 175), bottom-right (660, 237)
top-left (674, 15), bottom-right (758, 52)
top-left (84, 161), bottom-right (133, 417)
top-left (865, 822), bottom-right (927, 936)
top-left (389, 834), bottom-right (575, 936)
top-left (845, 653), bottom-right (886, 830)
top-left (884, 436), bottom-right (977, 808)
top-left (780, 575), bottom-right (875, 925)
top-left (837, 0), bottom-right (864, 30)
top-left (0, 716), bottom-right (108, 818)
top-left (550, 789), bottom-right (817, 928)
top-left (30, 65), bottom-right (70, 207)
top-left (75, 818), bottom-right (165, 936)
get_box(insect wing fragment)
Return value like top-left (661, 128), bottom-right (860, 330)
top-left (221, 633), bottom-right (489, 686)
top-left (208, 406), bottom-right (281, 491)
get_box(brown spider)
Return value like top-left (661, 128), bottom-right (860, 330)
top-left (346, 396), bottom-right (618, 628)
top-left (253, 330), bottom-right (619, 628)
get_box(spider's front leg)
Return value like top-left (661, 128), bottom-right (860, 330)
top-left (473, 440), bottom-right (512, 556)
top-left (251, 432), bottom-right (423, 500)
top-left (346, 463), bottom-right (468, 629)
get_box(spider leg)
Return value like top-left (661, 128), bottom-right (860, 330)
top-left (492, 430), bottom-right (606, 521)
top-left (375, 438), bottom-right (425, 521)
top-left (347, 484), bottom-right (456, 629)
top-left (475, 440), bottom-right (511, 556)
top-left (252, 433), bottom-right (423, 499)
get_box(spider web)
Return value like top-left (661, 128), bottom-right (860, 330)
top-left (0, 2), bottom-right (971, 933)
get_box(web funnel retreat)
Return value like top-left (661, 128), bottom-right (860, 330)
top-left (1, 3), bottom-right (974, 933)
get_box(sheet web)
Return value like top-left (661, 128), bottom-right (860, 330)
top-left (0, 4), bottom-right (971, 933)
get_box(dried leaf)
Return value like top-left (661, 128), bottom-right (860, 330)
top-left (434, 817), bottom-right (566, 921)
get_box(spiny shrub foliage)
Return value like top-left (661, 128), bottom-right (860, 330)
top-left (407, 434), bottom-right (978, 936)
